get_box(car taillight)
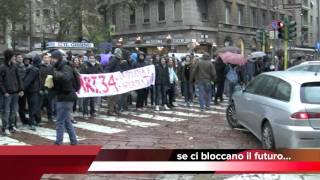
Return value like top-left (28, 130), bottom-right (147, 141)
top-left (291, 112), bottom-right (320, 120)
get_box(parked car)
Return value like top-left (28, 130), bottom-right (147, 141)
top-left (287, 61), bottom-right (320, 72)
top-left (226, 71), bottom-right (320, 149)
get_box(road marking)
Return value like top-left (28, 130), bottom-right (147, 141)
top-left (121, 112), bottom-right (186, 122)
top-left (19, 126), bottom-right (85, 142)
top-left (96, 114), bottom-right (160, 128)
top-left (158, 111), bottom-right (210, 118)
top-left (73, 121), bottom-right (124, 134)
top-left (42, 117), bottom-right (125, 134)
top-left (174, 107), bottom-right (226, 115)
top-left (0, 136), bottom-right (28, 145)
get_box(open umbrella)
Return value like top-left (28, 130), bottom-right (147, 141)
top-left (216, 46), bottom-right (241, 54)
top-left (219, 52), bottom-right (247, 65)
top-left (247, 51), bottom-right (266, 60)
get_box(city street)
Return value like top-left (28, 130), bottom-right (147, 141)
top-left (0, 96), bottom-right (260, 149)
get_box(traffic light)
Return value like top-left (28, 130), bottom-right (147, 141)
top-left (41, 41), bottom-right (47, 51)
top-left (288, 21), bottom-right (297, 40)
top-left (256, 29), bottom-right (268, 44)
top-left (277, 21), bottom-right (285, 39)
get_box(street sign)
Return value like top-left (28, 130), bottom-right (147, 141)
top-left (315, 42), bottom-right (320, 52)
top-left (283, 3), bottom-right (302, 10)
top-left (271, 21), bottom-right (278, 30)
top-left (269, 31), bottom-right (278, 40)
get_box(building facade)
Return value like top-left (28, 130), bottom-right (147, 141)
top-left (290, 0), bottom-right (320, 47)
top-left (97, 0), bottom-right (293, 55)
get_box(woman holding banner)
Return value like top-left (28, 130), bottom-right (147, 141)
top-left (133, 51), bottom-right (148, 111)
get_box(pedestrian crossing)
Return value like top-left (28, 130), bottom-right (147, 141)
top-left (0, 97), bottom-right (228, 145)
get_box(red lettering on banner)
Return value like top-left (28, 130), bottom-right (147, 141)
top-left (99, 75), bottom-right (109, 93)
top-left (80, 77), bottom-right (86, 92)
top-left (90, 76), bottom-right (100, 93)
top-left (83, 77), bottom-right (95, 93)
top-left (108, 75), bottom-right (118, 92)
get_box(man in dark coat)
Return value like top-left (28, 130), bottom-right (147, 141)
top-left (0, 50), bottom-right (24, 135)
top-left (23, 55), bottom-right (41, 130)
top-left (80, 53), bottom-right (103, 118)
top-left (50, 50), bottom-right (78, 145)
top-left (15, 53), bottom-right (28, 125)
top-left (214, 57), bottom-right (226, 104)
top-left (39, 53), bottom-right (54, 122)
top-left (133, 51), bottom-right (148, 110)
top-left (191, 52), bottom-right (216, 111)
top-left (105, 48), bottom-right (122, 116)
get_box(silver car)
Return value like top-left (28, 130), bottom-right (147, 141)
top-left (226, 71), bottom-right (320, 149)
top-left (287, 61), bottom-right (320, 72)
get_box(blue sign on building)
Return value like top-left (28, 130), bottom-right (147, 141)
top-left (316, 42), bottom-right (320, 52)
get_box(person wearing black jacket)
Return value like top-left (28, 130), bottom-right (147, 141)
top-left (105, 48), bottom-right (122, 116)
top-left (15, 53), bottom-right (28, 125)
top-left (214, 57), bottom-right (227, 104)
top-left (133, 51), bottom-right (148, 110)
top-left (23, 55), bottom-right (41, 131)
top-left (80, 53), bottom-right (103, 118)
top-left (39, 53), bottom-right (54, 121)
top-left (50, 50), bottom-right (78, 145)
top-left (0, 50), bottom-right (24, 135)
top-left (155, 57), bottom-right (170, 111)
top-left (117, 50), bottom-right (131, 112)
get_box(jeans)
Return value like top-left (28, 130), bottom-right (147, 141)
top-left (136, 88), bottom-right (148, 108)
top-left (107, 95), bottom-right (119, 113)
top-left (228, 81), bottom-right (237, 102)
top-left (2, 94), bottom-right (19, 130)
top-left (155, 84), bottom-right (168, 106)
top-left (167, 84), bottom-right (175, 106)
top-left (18, 95), bottom-right (28, 124)
top-left (118, 93), bottom-right (129, 111)
top-left (55, 101), bottom-right (78, 145)
top-left (197, 81), bottom-right (213, 109)
top-left (215, 81), bottom-right (225, 102)
top-left (184, 82), bottom-right (193, 103)
top-left (150, 86), bottom-right (156, 106)
top-left (83, 97), bottom-right (96, 116)
top-left (26, 92), bottom-right (41, 126)
top-left (39, 91), bottom-right (53, 120)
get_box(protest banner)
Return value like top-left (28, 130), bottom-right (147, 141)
top-left (77, 65), bottom-right (155, 98)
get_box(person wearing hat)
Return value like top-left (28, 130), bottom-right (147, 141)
top-left (132, 51), bottom-right (148, 110)
top-left (0, 50), bottom-right (24, 136)
top-left (105, 48), bottom-right (122, 116)
top-left (23, 55), bottom-right (42, 131)
top-left (49, 50), bottom-right (78, 145)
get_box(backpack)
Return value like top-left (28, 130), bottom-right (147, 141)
top-left (226, 65), bottom-right (238, 84)
top-left (72, 68), bottom-right (81, 92)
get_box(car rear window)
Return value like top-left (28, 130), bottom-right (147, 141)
top-left (301, 82), bottom-right (320, 104)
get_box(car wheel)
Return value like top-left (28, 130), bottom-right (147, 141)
top-left (226, 102), bottom-right (242, 129)
top-left (262, 122), bottom-right (275, 149)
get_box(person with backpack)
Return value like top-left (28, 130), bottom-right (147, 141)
top-left (48, 50), bottom-right (79, 145)
top-left (214, 57), bottom-right (227, 104)
top-left (226, 64), bottom-right (240, 103)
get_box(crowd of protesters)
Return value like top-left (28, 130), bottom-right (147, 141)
top-left (0, 47), bottom-right (272, 144)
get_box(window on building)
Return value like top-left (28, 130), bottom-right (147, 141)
top-left (143, 3), bottom-right (150, 23)
top-left (310, 15), bottom-right (313, 25)
top-left (36, 10), bottom-right (41, 17)
top-left (158, 1), bottom-right (166, 21)
top-left (238, 5), bottom-right (244, 25)
top-left (111, 8), bottom-right (116, 25)
top-left (251, 8), bottom-right (257, 26)
top-left (129, 6), bottom-right (136, 25)
top-left (174, 0), bottom-right (182, 20)
top-left (199, 0), bottom-right (209, 21)
top-left (43, 9), bottom-right (51, 18)
top-left (262, 11), bottom-right (267, 26)
top-left (225, 4), bottom-right (231, 24)
top-left (280, 14), bottom-right (285, 21)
